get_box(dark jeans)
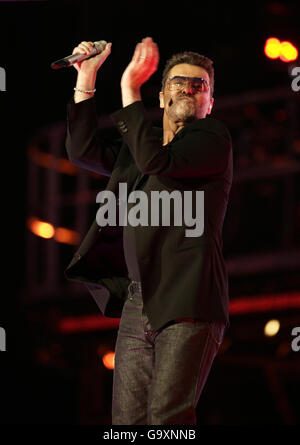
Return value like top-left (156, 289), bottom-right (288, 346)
top-left (112, 284), bottom-right (225, 425)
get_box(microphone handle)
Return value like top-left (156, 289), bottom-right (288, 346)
top-left (51, 40), bottom-right (107, 70)
top-left (51, 52), bottom-right (92, 69)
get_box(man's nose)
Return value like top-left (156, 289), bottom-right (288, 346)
top-left (182, 82), bottom-right (195, 94)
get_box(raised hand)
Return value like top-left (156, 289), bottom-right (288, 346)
top-left (121, 37), bottom-right (159, 106)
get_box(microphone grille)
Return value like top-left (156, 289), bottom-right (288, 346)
top-left (94, 40), bottom-right (108, 52)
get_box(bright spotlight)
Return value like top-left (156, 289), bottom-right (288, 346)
top-left (264, 319), bottom-right (280, 337)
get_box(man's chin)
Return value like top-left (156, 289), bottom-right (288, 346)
top-left (174, 109), bottom-right (196, 123)
top-left (168, 102), bottom-right (197, 123)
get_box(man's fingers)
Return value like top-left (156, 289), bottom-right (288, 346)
top-left (99, 42), bottom-right (112, 58)
top-left (139, 38), bottom-right (159, 74)
top-left (105, 42), bottom-right (112, 53)
top-left (72, 46), bottom-right (85, 55)
top-left (121, 36), bottom-right (159, 89)
top-left (152, 42), bottom-right (159, 64)
top-left (95, 42), bottom-right (112, 63)
top-left (134, 37), bottom-right (159, 70)
top-left (72, 41), bottom-right (95, 55)
top-left (132, 43), bottom-right (142, 63)
top-left (139, 39), bottom-right (148, 62)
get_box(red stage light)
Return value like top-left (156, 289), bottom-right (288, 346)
top-left (102, 352), bottom-right (115, 370)
top-left (54, 227), bottom-right (79, 245)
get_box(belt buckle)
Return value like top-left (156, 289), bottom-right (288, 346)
top-left (128, 281), bottom-right (135, 297)
top-left (128, 280), bottom-right (140, 297)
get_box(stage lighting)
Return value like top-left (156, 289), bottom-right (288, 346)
top-left (264, 37), bottom-right (281, 59)
top-left (264, 319), bottom-right (280, 337)
top-left (279, 41), bottom-right (298, 62)
top-left (28, 217), bottom-right (55, 239)
top-left (27, 217), bottom-right (79, 245)
top-left (264, 37), bottom-right (298, 62)
top-left (102, 351), bottom-right (115, 370)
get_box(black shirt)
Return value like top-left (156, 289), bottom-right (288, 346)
top-left (123, 173), bottom-right (143, 281)
top-left (123, 127), bottom-right (163, 282)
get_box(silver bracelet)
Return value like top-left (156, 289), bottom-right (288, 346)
top-left (74, 87), bottom-right (96, 95)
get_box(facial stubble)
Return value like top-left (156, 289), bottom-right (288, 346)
top-left (166, 96), bottom-right (197, 123)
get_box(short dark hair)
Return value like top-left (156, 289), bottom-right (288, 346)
top-left (161, 51), bottom-right (214, 96)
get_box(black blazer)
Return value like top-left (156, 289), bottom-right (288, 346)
top-left (65, 97), bottom-right (233, 330)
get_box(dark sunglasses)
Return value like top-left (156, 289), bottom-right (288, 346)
top-left (166, 76), bottom-right (209, 93)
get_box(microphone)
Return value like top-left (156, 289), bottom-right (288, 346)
top-left (51, 40), bottom-right (107, 69)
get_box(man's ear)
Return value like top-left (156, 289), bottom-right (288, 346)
top-left (159, 91), bottom-right (165, 109)
top-left (207, 97), bottom-right (214, 115)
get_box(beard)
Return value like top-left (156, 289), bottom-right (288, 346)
top-left (166, 96), bottom-right (197, 123)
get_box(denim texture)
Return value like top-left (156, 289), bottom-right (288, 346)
top-left (112, 285), bottom-right (225, 425)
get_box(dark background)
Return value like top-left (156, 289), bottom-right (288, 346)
top-left (0, 0), bottom-right (299, 426)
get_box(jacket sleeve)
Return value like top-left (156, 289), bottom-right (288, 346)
top-left (66, 97), bottom-right (121, 176)
top-left (111, 101), bottom-right (232, 178)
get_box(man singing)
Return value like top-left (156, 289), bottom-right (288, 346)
top-left (65, 37), bottom-right (233, 425)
